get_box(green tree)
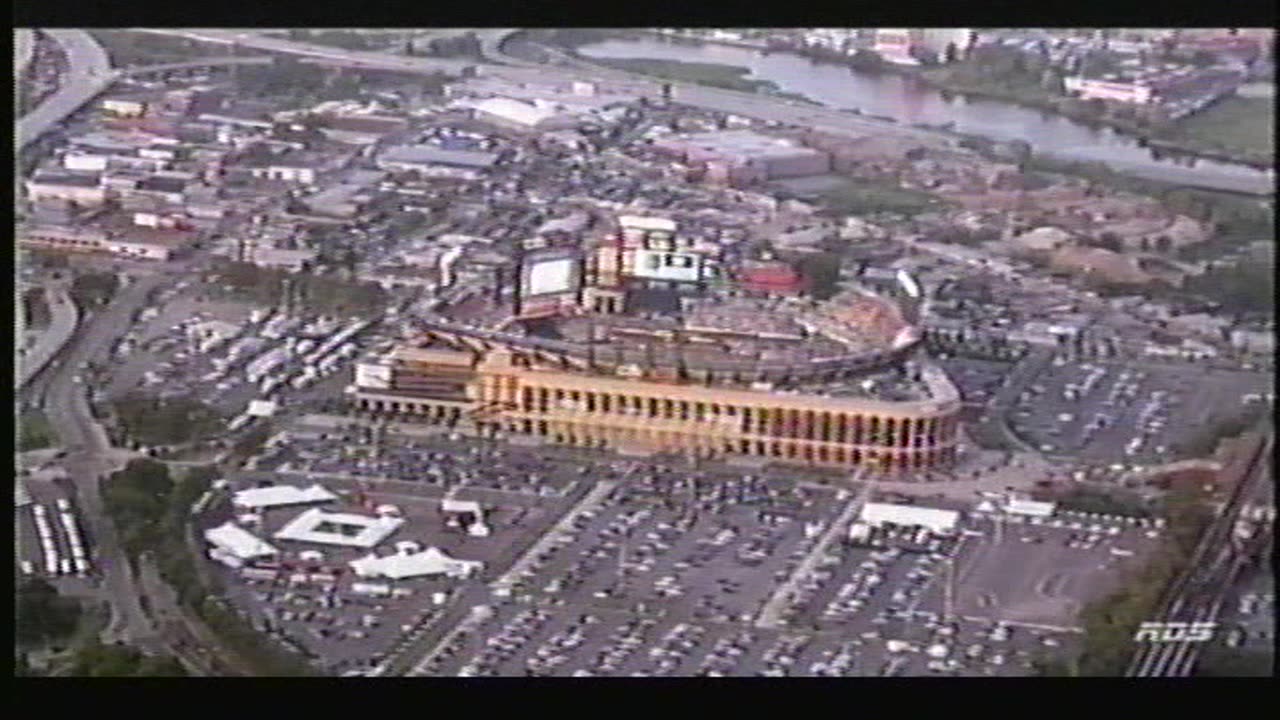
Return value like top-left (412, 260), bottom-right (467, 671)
top-left (797, 252), bottom-right (843, 301)
top-left (16, 577), bottom-right (82, 649)
top-left (69, 640), bottom-right (188, 677)
top-left (69, 272), bottom-right (120, 308)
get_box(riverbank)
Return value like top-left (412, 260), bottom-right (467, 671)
top-left (585, 56), bottom-right (817, 104)
top-left (1150, 96), bottom-right (1275, 167)
top-left (915, 66), bottom-right (1275, 171)
top-left (666, 34), bottom-right (1275, 172)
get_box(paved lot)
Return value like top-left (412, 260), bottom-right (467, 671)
top-left (1007, 356), bottom-right (1273, 464)
top-left (15, 476), bottom-right (98, 598)
top-left (917, 509), bottom-right (1161, 629)
top-left (206, 472), bottom-right (580, 675)
top-left (103, 286), bottom-right (387, 421)
top-left (211, 420), bottom-right (1168, 675)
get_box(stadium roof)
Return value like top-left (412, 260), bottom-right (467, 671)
top-left (204, 521), bottom-right (279, 560)
top-left (232, 483), bottom-right (337, 510)
top-left (348, 546), bottom-right (483, 580)
top-left (273, 507), bottom-right (403, 549)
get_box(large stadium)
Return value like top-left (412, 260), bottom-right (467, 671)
top-left (351, 215), bottom-right (962, 476)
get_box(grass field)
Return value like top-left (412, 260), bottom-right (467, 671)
top-left (815, 178), bottom-right (946, 218)
top-left (1169, 96), bottom-right (1275, 159)
top-left (589, 57), bottom-right (782, 95)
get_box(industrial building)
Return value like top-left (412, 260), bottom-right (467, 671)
top-left (461, 97), bottom-right (581, 133)
top-left (652, 130), bottom-right (831, 187)
top-left (376, 145), bottom-right (500, 174)
top-left (18, 223), bottom-right (195, 261)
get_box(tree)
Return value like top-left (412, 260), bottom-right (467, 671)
top-left (16, 577), bottom-right (82, 649)
top-left (797, 252), bottom-right (842, 301)
top-left (69, 272), bottom-right (120, 308)
top-left (69, 640), bottom-right (188, 677)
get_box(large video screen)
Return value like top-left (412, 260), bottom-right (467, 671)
top-left (520, 248), bottom-right (581, 300)
top-left (525, 258), bottom-right (575, 295)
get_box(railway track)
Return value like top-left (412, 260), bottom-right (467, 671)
top-left (1126, 432), bottom-right (1272, 677)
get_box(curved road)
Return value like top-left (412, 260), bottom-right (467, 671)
top-left (32, 272), bottom-right (179, 647)
top-left (128, 28), bottom-right (480, 76)
top-left (18, 282), bottom-right (79, 390)
top-left (17, 29), bottom-right (116, 150)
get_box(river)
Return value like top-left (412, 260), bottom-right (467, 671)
top-left (579, 37), bottom-right (1274, 195)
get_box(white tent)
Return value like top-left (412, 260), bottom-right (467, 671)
top-left (1005, 497), bottom-right (1056, 517)
top-left (861, 502), bottom-right (960, 534)
top-left (205, 521), bottom-right (279, 561)
top-left (247, 399), bottom-right (278, 418)
top-left (348, 546), bottom-right (483, 581)
top-left (441, 498), bottom-right (482, 515)
top-left (233, 483), bottom-right (338, 510)
top-left (274, 507), bottom-right (403, 549)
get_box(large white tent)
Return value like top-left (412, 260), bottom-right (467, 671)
top-left (233, 483), bottom-right (338, 511)
top-left (205, 521), bottom-right (279, 561)
top-left (1005, 497), bottom-right (1057, 517)
top-left (273, 507), bottom-right (403, 549)
top-left (860, 502), bottom-right (960, 534)
top-left (349, 546), bottom-right (483, 581)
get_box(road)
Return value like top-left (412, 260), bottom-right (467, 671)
top-left (18, 282), bottom-right (79, 390)
top-left (755, 466), bottom-right (874, 629)
top-left (31, 272), bottom-right (177, 648)
top-left (128, 28), bottom-right (480, 76)
top-left (16, 29), bottom-right (116, 150)
top-left (23, 254), bottom-right (218, 650)
top-left (1126, 432), bottom-right (1273, 677)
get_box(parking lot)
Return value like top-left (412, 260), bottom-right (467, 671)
top-left (208, 468), bottom-right (584, 675)
top-left (191, 413), bottom-right (1177, 677)
top-left (16, 470), bottom-right (97, 596)
top-left (100, 283), bottom-right (391, 427)
top-left (1007, 357), bottom-right (1273, 463)
top-left (914, 508), bottom-right (1163, 629)
top-left (251, 421), bottom-right (594, 498)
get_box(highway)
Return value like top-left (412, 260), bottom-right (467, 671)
top-left (1126, 432), bottom-right (1273, 677)
top-left (128, 28), bottom-right (480, 76)
top-left (16, 29), bottom-right (117, 150)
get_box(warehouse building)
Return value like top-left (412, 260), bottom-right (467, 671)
top-left (461, 97), bottom-right (581, 133)
top-left (652, 130), bottom-right (831, 187)
top-left (376, 145), bottom-right (500, 174)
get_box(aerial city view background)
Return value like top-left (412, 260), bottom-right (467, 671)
top-left (14, 27), bottom-right (1274, 677)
